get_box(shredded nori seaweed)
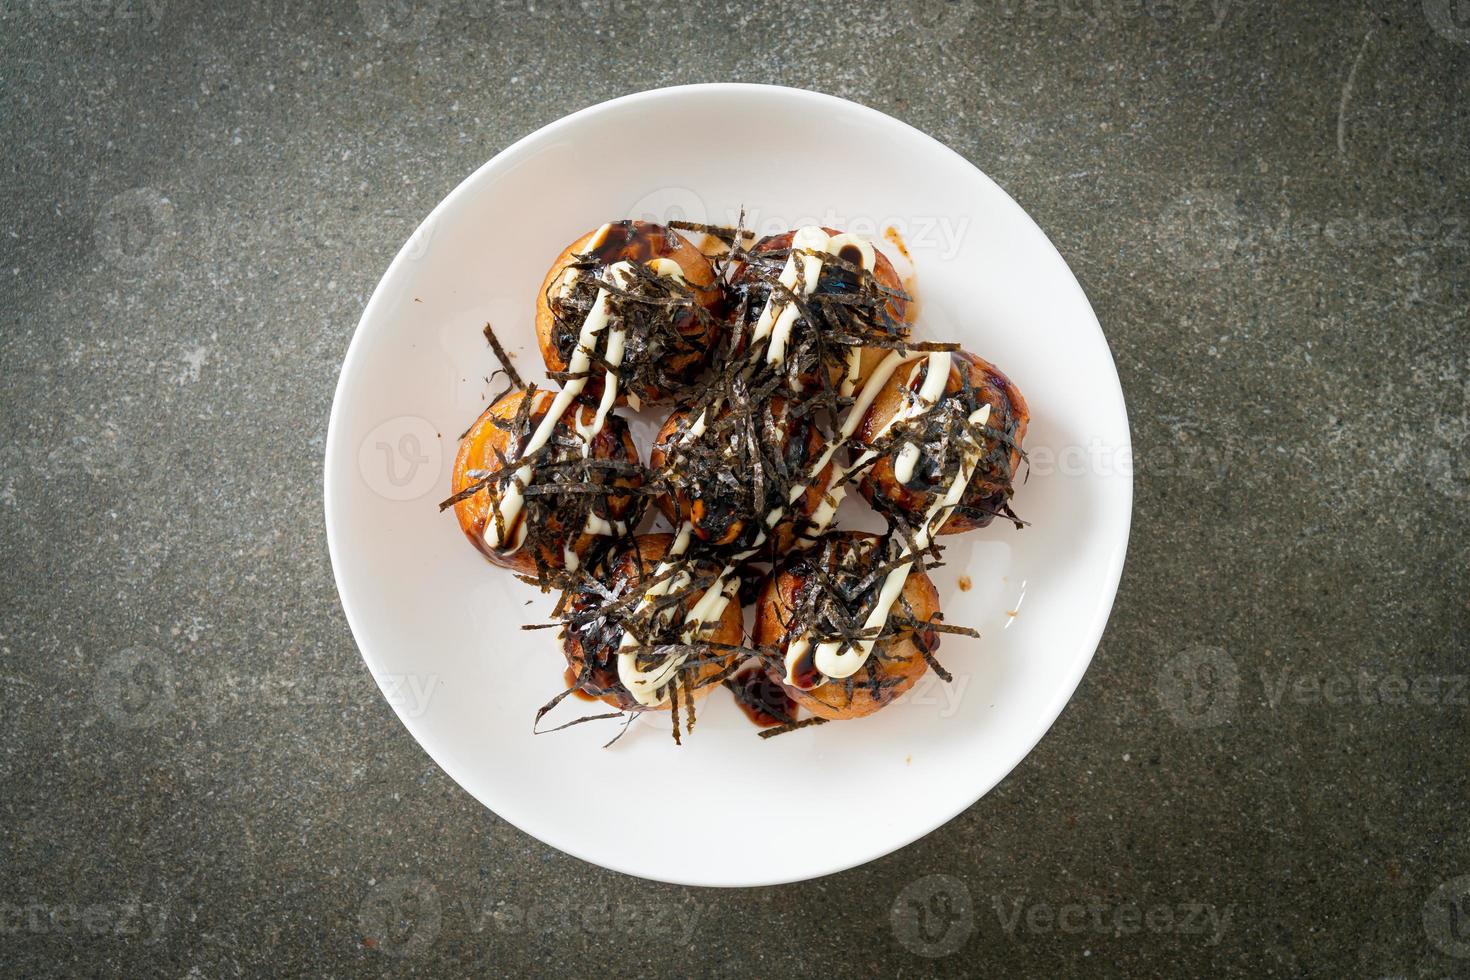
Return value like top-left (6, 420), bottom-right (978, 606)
top-left (545, 221), bottom-right (720, 406)
top-left (854, 351), bottom-right (1027, 531)
top-left (438, 387), bottom-right (648, 596)
top-left (482, 321), bottom-right (525, 390)
top-left (757, 716), bottom-right (829, 739)
top-left (447, 214), bottom-right (1019, 745)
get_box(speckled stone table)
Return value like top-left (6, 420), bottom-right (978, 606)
top-left (2, 1), bottom-right (1466, 975)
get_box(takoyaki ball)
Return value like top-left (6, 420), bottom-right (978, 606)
top-left (535, 220), bottom-right (724, 406)
top-left (648, 396), bottom-right (832, 553)
top-left (855, 350), bottom-right (1029, 534)
top-left (448, 389), bottom-right (643, 578)
top-left (730, 226), bottom-right (909, 390)
top-left (753, 532), bottom-right (942, 721)
top-left (560, 533), bottom-right (745, 712)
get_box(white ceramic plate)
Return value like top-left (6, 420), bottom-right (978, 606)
top-left (324, 84), bottom-right (1131, 887)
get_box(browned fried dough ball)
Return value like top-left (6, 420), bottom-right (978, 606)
top-left (753, 532), bottom-right (941, 720)
top-left (560, 533), bottom-right (745, 712)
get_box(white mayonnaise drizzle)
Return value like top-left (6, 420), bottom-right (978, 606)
top-left (625, 347), bottom-right (937, 701)
top-left (615, 227), bottom-right (888, 707)
top-left (799, 349), bottom-right (942, 543)
top-left (751, 226), bottom-right (826, 369)
top-left (893, 352), bottom-right (951, 485)
top-left (781, 351), bottom-right (990, 686)
top-left (750, 227), bottom-right (875, 386)
top-left (617, 507), bottom-right (796, 707)
top-left (562, 513), bottom-right (629, 573)
top-left (483, 234), bottom-right (682, 555)
top-left (804, 401), bottom-right (991, 682)
top-left (614, 522), bottom-right (697, 705)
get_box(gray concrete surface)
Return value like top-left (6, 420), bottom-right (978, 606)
top-left (2, 0), bottom-right (1467, 975)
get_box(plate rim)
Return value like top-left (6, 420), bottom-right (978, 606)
top-left (323, 82), bottom-right (1133, 888)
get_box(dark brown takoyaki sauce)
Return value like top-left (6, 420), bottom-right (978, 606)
top-left (562, 666), bottom-right (597, 702)
top-left (726, 665), bottom-right (797, 727)
top-left (735, 563), bottom-right (767, 608)
top-left (787, 644), bottom-right (822, 691)
top-left (548, 221), bottom-right (718, 403)
top-left (586, 220), bottom-right (659, 264)
top-left (814, 244), bottom-right (866, 297)
top-left (916, 624), bottom-right (942, 659)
